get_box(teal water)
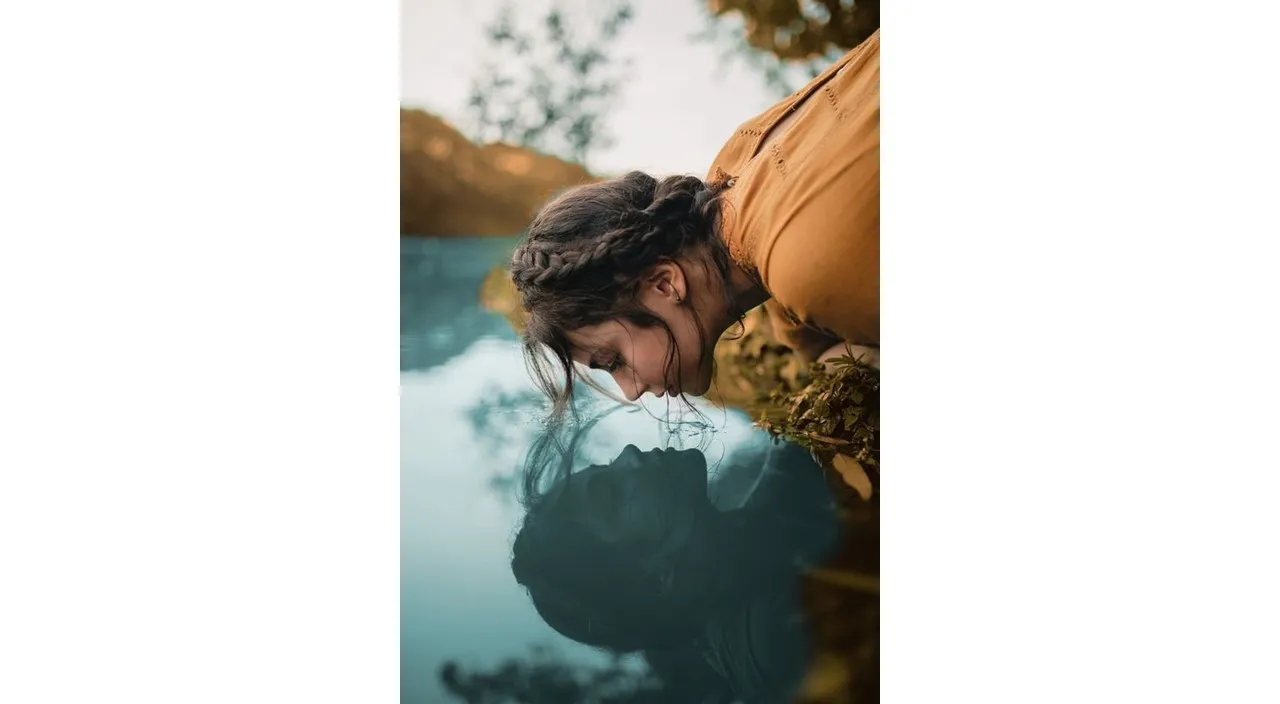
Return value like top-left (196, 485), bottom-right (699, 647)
top-left (399, 238), bottom-right (773, 703)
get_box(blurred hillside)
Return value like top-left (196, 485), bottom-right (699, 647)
top-left (400, 109), bottom-right (597, 237)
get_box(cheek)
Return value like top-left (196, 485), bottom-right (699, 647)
top-left (655, 334), bottom-right (682, 381)
top-left (677, 314), bottom-right (708, 369)
top-left (652, 330), bottom-right (689, 382)
top-left (622, 331), bottom-right (666, 383)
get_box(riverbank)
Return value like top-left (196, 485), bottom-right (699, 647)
top-left (400, 109), bottom-right (598, 237)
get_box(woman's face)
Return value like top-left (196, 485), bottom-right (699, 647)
top-left (563, 260), bottom-right (718, 399)
top-left (558, 445), bottom-right (711, 547)
top-left (565, 315), bottom-right (714, 400)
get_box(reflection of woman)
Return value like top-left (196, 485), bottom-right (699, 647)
top-left (508, 30), bottom-right (880, 420)
top-left (511, 439), bottom-right (856, 702)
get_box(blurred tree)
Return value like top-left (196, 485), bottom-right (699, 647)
top-left (465, 1), bottom-right (635, 170)
top-left (438, 646), bottom-right (734, 703)
top-left (708, 0), bottom-right (878, 60)
top-left (694, 0), bottom-right (879, 98)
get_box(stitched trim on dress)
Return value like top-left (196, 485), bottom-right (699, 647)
top-left (768, 142), bottom-right (787, 178)
top-left (822, 84), bottom-right (844, 120)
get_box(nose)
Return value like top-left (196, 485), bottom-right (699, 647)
top-left (613, 369), bottom-right (647, 402)
top-left (617, 444), bottom-right (643, 465)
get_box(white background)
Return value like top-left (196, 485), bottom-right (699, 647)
top-left (3, 0), bottom-right (1280, 701)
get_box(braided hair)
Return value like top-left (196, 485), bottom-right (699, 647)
top-left (509, 171), bottom-right (736, 423)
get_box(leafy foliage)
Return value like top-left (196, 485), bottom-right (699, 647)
top-left (705, 0), bottom-right (879, 59)
top-left (754, 354), bottom-right (879, 470)
top-left (694, 0), bottom-right (879, 97)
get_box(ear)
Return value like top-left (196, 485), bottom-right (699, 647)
top-left (639, 260), bottom-right (687, 307)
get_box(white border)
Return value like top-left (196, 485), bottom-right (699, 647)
top-left (1, 0), bottom-right (1278, 701)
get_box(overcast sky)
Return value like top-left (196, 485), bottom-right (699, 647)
top-left (400, 0), bottom-right (784, 176)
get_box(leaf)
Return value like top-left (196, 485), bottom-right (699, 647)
top-left (832, 453), bottom-right (873, 501)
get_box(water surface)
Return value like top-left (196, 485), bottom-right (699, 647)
top-left (400, 238), bottom-right (772, 703)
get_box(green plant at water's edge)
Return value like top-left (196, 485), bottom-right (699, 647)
top-left (752, 354), bottom-right (879, 470)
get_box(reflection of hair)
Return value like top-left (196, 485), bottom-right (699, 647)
top-left (510, 420), bottom-right (842, 699)
top-left (511, 414), bottom-right (721, 651)
top-left (508, 171), bottom-right (740, 426)
top-left (511, 498), bottom-right (725, 650)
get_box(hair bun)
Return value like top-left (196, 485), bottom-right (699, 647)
top-left (642, 175), bottom-right (712, 230)
top-left (641, 191), bottom-right (695, 227)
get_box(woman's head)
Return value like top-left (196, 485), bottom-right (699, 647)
top-left (508, 171), bottom-right (740, 420)
top-left (510, 437), bottom-right (841, 654)
top-left (511, 444), bottom-right (723, 651)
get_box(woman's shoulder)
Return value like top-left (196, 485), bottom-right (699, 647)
top-left (701, 585), bottom-right (812, 703)
top-left (704, 112), bottom-right (778, 186)
top-left (705, 31), bottom-right (879, 185)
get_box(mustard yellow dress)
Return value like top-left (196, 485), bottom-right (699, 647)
top-left (707, 30), bottom-right (880, 363)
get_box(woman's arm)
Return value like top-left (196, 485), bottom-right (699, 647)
top-left (818, 342), bottom-right (879, 370)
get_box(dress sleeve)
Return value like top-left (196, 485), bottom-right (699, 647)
top-left (758, 124), bottom-right (879, 356)
top-left (764, 300), bottom-right (844, 365)
top-left (756, 31), bottom-right (879, 357)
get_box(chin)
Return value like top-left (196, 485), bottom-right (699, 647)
top-left (669, 362), bottom-right (714, 397)
top-left (685, 371), bottom-right (713, 397)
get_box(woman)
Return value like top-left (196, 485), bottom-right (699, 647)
top-left (509, 30), bottom-right (880, 418)
top-left (510, 438), bottom-right (871, 702)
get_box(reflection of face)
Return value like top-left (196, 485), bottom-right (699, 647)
top-left (558, 445), bottom-right (712, 548)
top-left (566, 315), bottom-right (714, 400)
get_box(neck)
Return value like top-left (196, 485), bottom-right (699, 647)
top-left (697, 509), bottom-right (806, 601)
top-left (719, 261), bottom-right (769, 331)
top-left (683, 247), bottom-right (770, 342)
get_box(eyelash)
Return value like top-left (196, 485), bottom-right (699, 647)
top-left (599, 356), bottom-right (624, 373)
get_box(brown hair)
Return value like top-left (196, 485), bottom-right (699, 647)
top-left (508, 171), bottom-right (738, 424)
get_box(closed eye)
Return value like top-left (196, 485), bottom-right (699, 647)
top-left (591, 355), bottom-right (624, 373)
